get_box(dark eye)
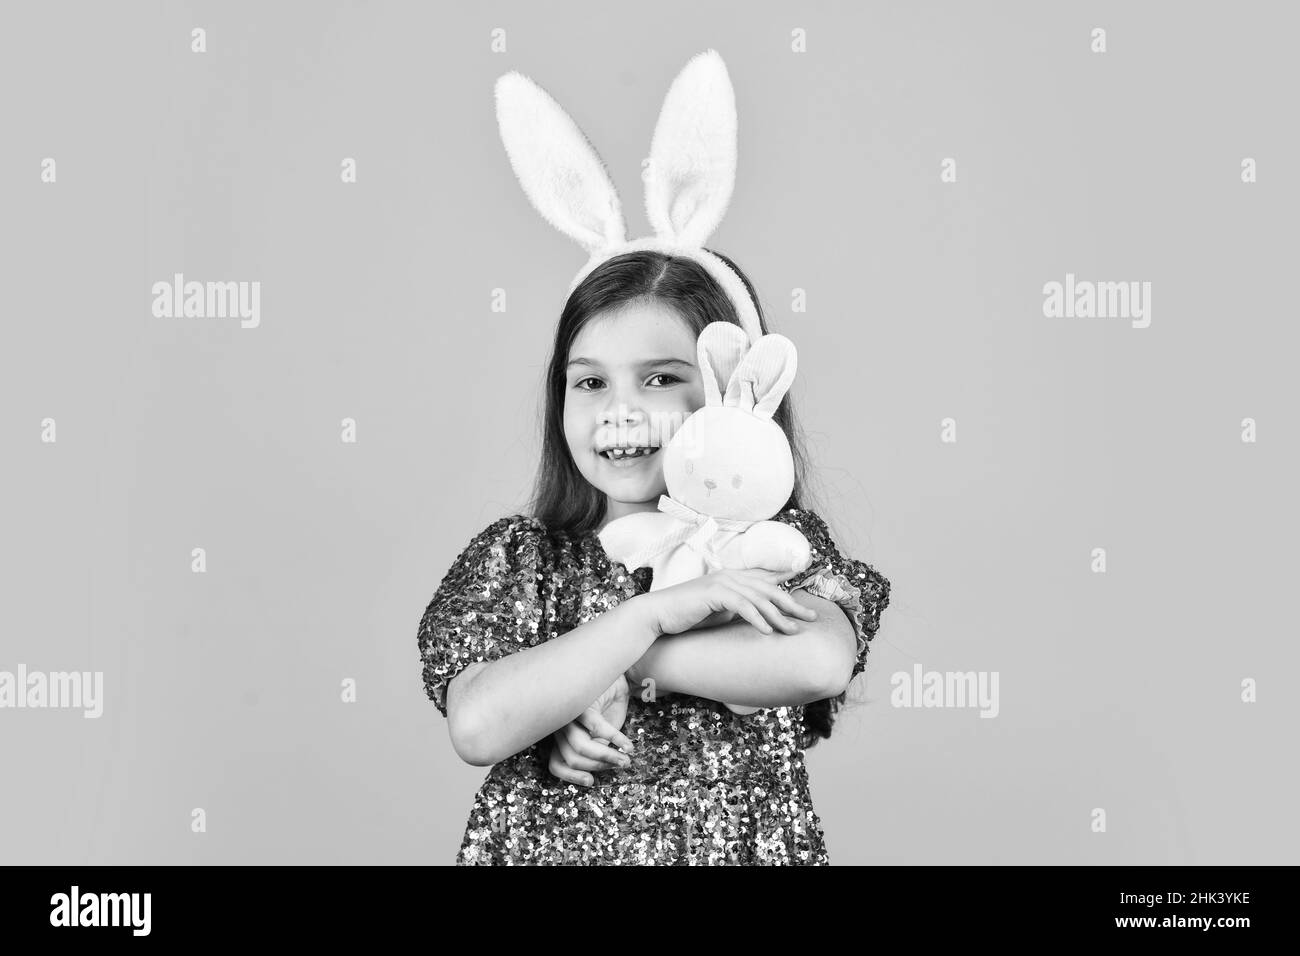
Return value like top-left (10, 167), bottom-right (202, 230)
top-left (573, 377), bottom-right (604, 392)
top-left (646, 373), bottom-right (681, 387)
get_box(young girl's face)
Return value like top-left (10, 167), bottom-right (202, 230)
top-left (563, 300), bottom-right (706, 525)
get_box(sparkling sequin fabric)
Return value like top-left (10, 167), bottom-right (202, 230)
top-left (416, 508), bottom-right (890, 865)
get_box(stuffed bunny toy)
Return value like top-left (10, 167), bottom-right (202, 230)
top-left (599, 321), bottom-right (813, 715)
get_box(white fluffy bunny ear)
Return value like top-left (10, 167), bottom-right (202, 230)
top-left (723, 333), bottom-right (797, 420)
top-left (643, 49), bottom-right (738, 246)
top-left (495, 72), bottom-right (628, 254)
top-left (696, 322), bottom-right (750, 406)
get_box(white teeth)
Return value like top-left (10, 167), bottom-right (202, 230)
top-left (603, 446), bottom-right (656, 459)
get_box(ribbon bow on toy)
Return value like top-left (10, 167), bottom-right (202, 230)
top-left (619, 495), bottom-right (757, 574)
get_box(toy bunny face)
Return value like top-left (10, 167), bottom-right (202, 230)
top-left (663, 409), bottom-right (794, 520)
top-left (660, 322), bottom-right (798, 521)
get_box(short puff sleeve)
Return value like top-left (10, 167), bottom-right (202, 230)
top-left (416, 515), bottom-right (551, 718)
top-left (770, 508), bottom-right (891, 681)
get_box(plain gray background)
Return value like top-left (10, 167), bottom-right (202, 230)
top-left (2, 1), bottom-right (1296, 865)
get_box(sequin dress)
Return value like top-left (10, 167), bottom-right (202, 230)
top-left (416, 507), bottom-right (890, 865)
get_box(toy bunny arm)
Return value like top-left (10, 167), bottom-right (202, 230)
top-left (597, 511), bottom-right (680, 571)
top-left (732, 520), bottom-right (812, 574)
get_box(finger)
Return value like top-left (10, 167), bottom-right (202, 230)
top-left (756, 581), bottom-right (820, 621)
top-left (732, 585), bottom-right (802, 634)
top-left (717, 590), bottom-right (771, 634)
top-left (567, 716), bottom-right (630, 767)
top-left (733, 577), bottom-right (818, 623)
top-left (579, 707), bottom-right (630, 750)
top-left (548, 747), bottom-right (594, 787)
top-left (554, 731), bottom-right (611, 772)
top-left (726, 581), bottom-right (804, 634)
top-left (560, 723), bottom-right (619, 767)
top-left (756, 596), bottom-right (802, 633)
top-left (580, 708), bottom-right (636, 755)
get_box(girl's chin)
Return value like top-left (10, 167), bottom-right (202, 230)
top-left (587, 464), bottom-right (662, 495)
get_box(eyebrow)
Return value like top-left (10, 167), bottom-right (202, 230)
top-left (565, 357), bottom-right (695, 370)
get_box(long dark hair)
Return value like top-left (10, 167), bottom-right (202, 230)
top-left (526, 249), bottom-right (843, 745)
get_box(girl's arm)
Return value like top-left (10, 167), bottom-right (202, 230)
top-left (445, 569), bottom-right (809, 766)
top-left (625, 588), bottom-right (858, 708)
top-left (447, 598), bottom-right (656, 767)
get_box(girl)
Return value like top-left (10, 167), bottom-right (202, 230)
top-left (417, 249), bottom-right (891, 865)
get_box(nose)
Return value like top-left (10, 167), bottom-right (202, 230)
top-left (598, 400), bottom-right (645, 427)
top-left (703, 478), bottom-right (716, 490)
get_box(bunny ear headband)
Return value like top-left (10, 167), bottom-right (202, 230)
top-left (494, 49), bottom-right (763, 343)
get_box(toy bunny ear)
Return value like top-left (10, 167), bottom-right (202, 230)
top-left (643, 49), bottom-right (738, 247)
top-left (495, 72), bottom-right (628, 254)
top-left (696, 321), bottom-right (750, 406)
top-left (724, 333), bottom-right (797, 419)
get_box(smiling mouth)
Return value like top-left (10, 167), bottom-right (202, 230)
top-left (599, 446), bottom-right (660, 461)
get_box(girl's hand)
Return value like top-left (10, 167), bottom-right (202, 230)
top-left (637, 567), bottom-right (819, 638)
top-left (546, 674), bottom-right (635, 788)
